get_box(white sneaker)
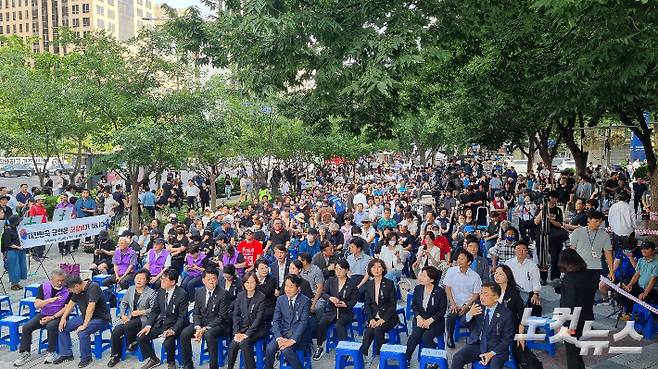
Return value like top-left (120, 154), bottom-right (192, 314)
top-left (13, 352), bottom-right (31, 367)
top-left (43, 352), bottom-right (56, 364)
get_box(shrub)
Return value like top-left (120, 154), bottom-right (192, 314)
top-left (634, 164), bottom-right (649, 179)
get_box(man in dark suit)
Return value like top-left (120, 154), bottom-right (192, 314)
top-left (451, 282), bottom-right (515, 369)
top-left (137, 268), bottom-right (189, 369)
top-left (264, 274), bottom-right (311, 369)
top-left (270, 244), bottom-right (290, 296)
top-left (312, 241), bottom-right (339, 280)
top-left (180, 269), bottom-right (232, 369)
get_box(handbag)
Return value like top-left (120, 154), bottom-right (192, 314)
top-left (60, 263), bottom-right (81, 277)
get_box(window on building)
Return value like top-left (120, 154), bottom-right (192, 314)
top-left (96, 18), bottom-right (102, 27)
top-left (18, 10), bottom-right (21, 18)
top-left (25, 22), bottom-right (27, 31)
top-left (5, 24), bottom-right (8, 33)
top-left (61, 17), bottom-right (67, 26)
top-left (145, 11), bottom-right (151, 18)
top-left (82, 16), bottom-right (88, 26)
top-left (18, 23), bottom-right (21, 31)
top-left (71, 4), bottom-right (78, 13)
top-left (12, 11), bottom-right (15, 20)
top-left (108, 22), bottom-right (114, 32)
top-left (32, 21), bottom-right (36, 31)
top-left (136, 8), bottom-right (141, 16)
top-left (11, 0), bottom-right (14, 7)
top-left (72, 17), bottom-right (78, 26)
top-left (106, 0), bottom-right (112, 4)
top-left (95, 4), bottom-right (102, 14)
top-left (12, 24), bottom-right (15, 32)
top-left (0, 13), bottom-right (3, 20)
top-left (145, 0), bottom-right (150, 7)
top-left (81, 3), bottom-right (88, 13)
top-left (136, 0), bottom-right (141, 4)
top-left (107, 9), bottom-right (113, 18)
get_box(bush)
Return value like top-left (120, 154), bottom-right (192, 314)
top-left (215, 176), bottom-right (241, 196)
top-left (562, 168), bottom-right (576, 176)
top-left (634, 164), bottom-right (649, 179)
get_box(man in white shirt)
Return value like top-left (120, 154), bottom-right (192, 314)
top-left (353, 187), bottom-right (368, 207)
top-left (608, 192), bottom-right (636, 251)
top-left (442, 249), bottom-right (482, 348)
top-left (505, 241), bottom-right (541, 307)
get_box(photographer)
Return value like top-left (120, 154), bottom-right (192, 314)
top-left (534, 191), bottom-right (568, 284)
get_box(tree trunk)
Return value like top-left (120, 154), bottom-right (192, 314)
top-left (559, 114), bottom-right (589, 176)
top-left (532, 122), bottom-right (562, 183)
top-left (209, 166), bottom-right (217, 211)
top-left (129, 178), bottom-right (141, 233)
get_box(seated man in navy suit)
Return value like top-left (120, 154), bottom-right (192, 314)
top-left (450, 282), bottom-right (515, 369)
top-left (264, 274), bottom-right (311, 369)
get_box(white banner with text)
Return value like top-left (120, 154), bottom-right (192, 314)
top-left (18, 215), bottom-right (111, 248)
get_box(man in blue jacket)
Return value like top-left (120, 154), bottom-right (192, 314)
top-left (451, 282), bottom-right (515, 369)
top-left (264, 274), bottom-right (311, 369)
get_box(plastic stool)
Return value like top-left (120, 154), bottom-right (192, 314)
top-left (525, 317), bottom-right (556, 357)
top-left (379, 344), bottom-right (407, 369)
top-left (92, 274), bottom-right (112, 285)
top-left (160, 336), bottom-right (183, 365)
top-left (121, 335), bottom-right (145, 361)
top-left (280, 347), bottom-right (312, 369)
top-left (335, 341), bottom-right (365, 369)
top-left (417, 335), bottom-right (446, 360)
top-left (199, 335), bottom-right (229, 367)
top-left (0, 315), bottom-right (28, 351)
top-left (19, 297), bottom-right (38, 318)
top-left (239, 338), bottom-right (266, 369)
top-left (396, 304), bottom-right (408, 336)
top-left (406, 291), bottom-right (414, 318)
top-left (326, 321), bottom-right (356, 353)
top-left (0, 296), bottom-right (13, 317)
top-left (453, 316), bottom-right (469, 343)
top-left (353, 302), bottom-right (365, 336)
top-left (632, 303), bottom-right (658, 340)
top-left (387, 327), bottom-right (401, 346)
top-left (37, 326), bottom-right (59, 354)
top-left (419, 348), bottom-right (448, 369)
top-left (23, 283), bottom-right (41, 298)
top-left (92, 323), bottom-right (113, 359)
top-left (115, 290), bottom-right (126, 317)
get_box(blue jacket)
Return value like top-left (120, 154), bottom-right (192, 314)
top-left (271, 293), bottom-right (311, 346)
top-left (463, 303), bottom-right (515, 356)
top-left (298, 239), bottom-right (320, 255)
top-left (75, 198), bottom-right (96, 218)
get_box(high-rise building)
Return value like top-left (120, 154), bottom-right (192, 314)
top-left (0, 0), bottom-right (156, 53)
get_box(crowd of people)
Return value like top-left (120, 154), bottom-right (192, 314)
top-left (0, 155), bottom-right (657, 369)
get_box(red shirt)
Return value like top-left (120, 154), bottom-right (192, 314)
top-left (237, 239), bottom-right (263, 268)
top-left (433, 235), bottom-right (451, 260)
top-left (28, 203), bottom-right (48, 223)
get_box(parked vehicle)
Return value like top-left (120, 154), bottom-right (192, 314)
top-left (45, 163), bottom-right (76, 175)
top-left (0, 164), bottom-right (34, 177)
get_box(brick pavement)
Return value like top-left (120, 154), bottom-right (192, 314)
top-left (0, 250), bottom-right (655, 369)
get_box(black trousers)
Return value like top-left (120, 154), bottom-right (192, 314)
top-left (450, 343), bottom-right (507, 369)
top-left (102, 273), bottom-right (135, 290)
top-left (19, 314), bottom-right (59, 353)
top-left (226, 333), bottom-right (267, 369)
top-left (518, 220), bottom-right (535, 243)
top-left (445, 311), bottom-right (462, 343)
top-left (181, 325), bottom-right (230, 369)
top-left (623, 284), bottom-right (658, 313)
top-left (359, 317), bottom-right (399, 355)
top-left (137, 324), bottom-right (179, 363)
top-left (405, 322), bottom-right (444, 360)
top-left (316, 312), bottom-right (353, 346)
top-left (110, 318), bottom-right (143, 356)
top-left (549, 241), bottom-right (563, 280)
top-left (264, 340), bottom-right (303, 369)
top-left (565, 342), bottom-right (585, 369)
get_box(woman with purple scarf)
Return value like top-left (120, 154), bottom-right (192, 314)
top-left (13, 270), bottom-right (70, 366)
top-left (222, 242), bottom-right (246, 278)
top-left (180, 244), bottom-right (210, 301)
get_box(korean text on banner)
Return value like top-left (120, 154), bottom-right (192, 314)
top-left (17, 215), bottom-right (111, 248)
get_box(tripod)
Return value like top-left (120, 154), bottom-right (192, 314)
top-left (604, 290), bottom-right (625, 328)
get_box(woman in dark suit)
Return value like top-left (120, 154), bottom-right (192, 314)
top-left (359, 258), bottom-right (400, 356)
top-left (405, 266), bottom-right (447, 361)
top-left (558, 249), bottom-right (597, 369)
top-left (220, 264), bottom-right (244, 306)
top-left (493, 264), bottom-right (527, 362)
top-left (288, 259), bottom-right (314, 299)
top-left (314, 259), bottom-right (358, 360)
top-left (226, 271), bottom-right (268, 369)
top-left (254, 258), bottom-right (277, 321)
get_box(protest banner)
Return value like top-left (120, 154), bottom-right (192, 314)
top-left (17, 215), bottom-right (110, 248)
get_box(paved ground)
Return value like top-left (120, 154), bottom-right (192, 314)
top-left (0, 249), bottom-right (655, 369)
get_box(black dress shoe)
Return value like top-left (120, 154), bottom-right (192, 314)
top-left (78, 358), bottom-right (92, 368)
top-left (107, 356), bottom-right (121, 367)
top-left (446, 337), bottom-right (455, 348)
top-left (140, 358), bottom-right (161, 369)
top-left (53, 356), bottom-right (74, 365)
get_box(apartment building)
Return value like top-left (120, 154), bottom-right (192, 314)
top-left (0, 0), bottom-right (156, 53)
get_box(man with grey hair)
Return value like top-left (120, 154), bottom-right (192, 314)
top-left (13, 270), bottom-right (70, 366)
top-left (102, 237), bottom-right (137, 290)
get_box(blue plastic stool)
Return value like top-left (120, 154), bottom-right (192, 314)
top-left (115, 290), bottom-right (126, 317)
top-left (335, 341), bottom-right (365, 369)
top-left (160, 336), bottom-right (183, 365)
top-left (353, 302), bottom-right (365, 336)
top-left (37, 326), bottom-right (59, 354)
top-left (93, 274), bottom-right (112, 285)
top-left (239, 338), bottom-right (266, 369)
top-left (99, 286), bottom-right (113, 309)
top-left (386, 327), bottom-right (401, 345)
top-left (524, 317), bottom-right (556, 357)
top-left (326, 321), bottom-right (356, 353)
top-left (23, 283), bottom-right (41, 298)
top-left (121, 335), bottom-right (145, 361)
top-left (0, 315), bottom-right (28, 351)
top-left (632, 303), bottom-right (658, 340)
top-left (417, 335), bottom-right (446, 360)
top-left (472, 345), bottom-right (517, 369)
top-left (419, 348), bottom-right (448, 369)
top-left (453, 316), bottom-right (469, 343)
top-left (405, 291), bottom-right (414, 318)
top-left (0, 295), bottom-right (13, 317)
top-left (280, 347), bottom-right (312, 369)
top-left (379, 344), bottom-right (407, 369)
top-left (92, 323), bottom-right (113, 359)
top-left (396, 304), bottom-right (408, 336)
top-left (19, 297), bottom-right (38, 318)
top-left (199, 335), bottom-right (229, 367)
